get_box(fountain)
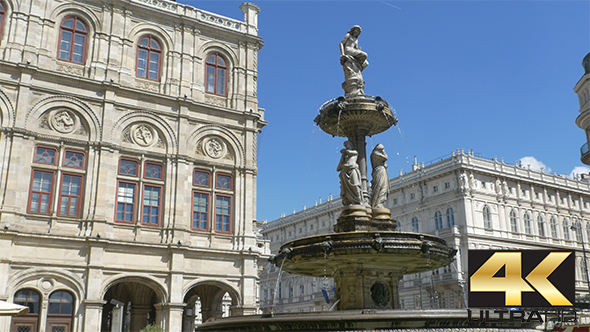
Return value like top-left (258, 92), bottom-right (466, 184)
top-left (197, 26), bottom-right (541, 332)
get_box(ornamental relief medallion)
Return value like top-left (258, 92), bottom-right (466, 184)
top-left (49, 109), bottom-right (78, 134)
top-left (130, 124), bottom-right (158, 147)
top-left (204, 137), bottom-right (225, 159)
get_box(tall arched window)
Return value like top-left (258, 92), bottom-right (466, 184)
top-left (445, 207), bottom-right (454, 227)
top-left (58, 17), bottom-right (87, 64)
top-left (574, 219), bottom-right (584, 242)
top-left (523, 213), bottom-right (532, 235)
top-left (206, 52), bottom-right (227, 95)
top-left (550, 217), bottom-right (558, 238)
top-left (411, 216), bottom-right (419, 233)
top-left (563, 218), bottom-right (570, 240)
top-left (0, 3), bottom-right (6, 39)
top-left (12, 289), bottom-right (41, 332)
top-left (434, 211), bottom-right (443, 230)
top-left (509, 209), bottom-right (518, 233)
top-left (137, 35), bottom-right (161, 80)
top-left (482, 205), bottom-right (492, 230)
top-left (537, 215), bottom-right (545, 237)
top-left (47, 291), bottom-right (74, 332)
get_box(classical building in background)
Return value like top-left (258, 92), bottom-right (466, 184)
top-left (261, 151), bottom-right (590, 312)
top-left (0, 0), bottom-right (268, 332)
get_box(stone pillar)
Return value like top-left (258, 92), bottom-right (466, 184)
top-left (334, 264), bottom-right (403, 310)
top-left (161, 303), bottom-right (185, 332)
top-left (129, 304), bottom-right (151, 332)
top-left (82, 300), bottom-right (106, 332)
top-left (111, 301), bottom-right (125, 332)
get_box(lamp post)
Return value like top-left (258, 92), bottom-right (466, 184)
top-left (572, 222), bottom-right (590, 310)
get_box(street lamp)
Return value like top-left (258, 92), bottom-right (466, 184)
top-left (571, 222), bottom-right (590, 310)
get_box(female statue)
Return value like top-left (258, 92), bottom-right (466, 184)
top-left (370, 144), bottom-right (389, 209)
top-left (337, 141), bottom-right (362, 206)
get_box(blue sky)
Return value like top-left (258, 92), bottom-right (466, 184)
top-left (188, 0), bottom-right (590, 222)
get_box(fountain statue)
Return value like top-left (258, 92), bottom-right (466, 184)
top-left (197, 26), bottom-right (541, 332)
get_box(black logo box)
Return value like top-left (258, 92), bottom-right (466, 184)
top-left (468, 250), bottom-right (575, 308)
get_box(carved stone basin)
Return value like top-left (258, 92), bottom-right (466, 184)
top-left (270, 231), bottom-right (455, 310)
top-left (314, 95), bottom-right (398, 138)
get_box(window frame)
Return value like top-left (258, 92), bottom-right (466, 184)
top-left (27, 169), bottom-right (55, 215)
top-left (434, 211), bottom-right (443, 230)
top-left (482, 205), bottom-right (492, 230)
top-left (214, 193), bottom-right (232, 234)
top-left (193, 169), bottom-right (211, 188)
top-left (537, 215), bottom-right (545, 237)
top-left (57, 16), bottom-right (88, 64)
top-left (62, 150), bottom-right (86, 169)
top-left (118, 158), bottom-right (139, 177)
top-left (136, 35), bottom-right (162, 81)
top-left (524, 213), bottom-right (532, 235)
top-left (141, 183), bottom-right (162, 226)
top-left (115, 180), bottom-right (137, 224)
top-left (411, 216), bottom-right (419, 233)
top-left (445, 207), bottom-right (454, 227)
top-left (192, 190), bottom-right (210, 231)
top-left (57, 172), bottom-right (83, 218)
top-left (215, 173), bottom-right (233, 191)
top-left (509, 209), bottom-right (518, 233)
top-left (205, 52), bottom-right (228, 96)
top-left (0, 3), bottom-right (5, 40)
top-left (34, 146), bottom-right (58, 165)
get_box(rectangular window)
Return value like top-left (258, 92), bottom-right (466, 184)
top-left (216, 174), bottom-right (232, 190)
top-left (142, 185), bottom-right (161, 225)
top-left (34, 146), bottom-right (57, 165)
top-left (192, 191), bottom-right (209, 231)
top-left (63, 151), bottom-right (85, 168)
top-left (116, 181), bottom-right (136, 222)
top-left (215, 194), bottom-right (232, 233)
top-left (119, 159), bottom-right (138, 176)
top-left (58, 174), bottom-right (82, 217)
top-left (144, 162), bottom-right (163, 180)
top-left (29, 170), bottom-right (54, 214)
top-left (194, 170), bottom-right (210, 187)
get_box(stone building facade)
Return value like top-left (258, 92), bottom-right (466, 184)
top-left (0, 0), bottom-right (268, 332)
top-left (260, 151), bottom-right (590, 312)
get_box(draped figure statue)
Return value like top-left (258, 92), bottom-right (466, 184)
top-left (370, 144), bottom-right (389, 209)
top-left (337, 141), bottom-right (363, 206)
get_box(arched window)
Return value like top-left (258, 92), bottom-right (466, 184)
top-left (12, 289), bottom-right (41, 332)
top-left (523, 213), bottom-right (532, 235)
top-left (445, 207), bottom-right (454, 227)
top-left (509, 209), bottom-right (518, 233)
top-left (482, 205), bottom-right (492, 230)
top-left (411, 216), bottom-right (419, 233)
top-left (58, 17), bottom-right (88, 64)
top-left (137, 35), bottom-right (161, 80)
top-left (434, 211), bottom-right (442, 230)
top-left (563, 218), bottom-right (570, 240)
top-left (550, 217), bottom-right (558, 238)
top-left (206, 52), bottom-right (227, 95)
top-left (47, 291), bottom-right (74, 332)
top-left (0, 3), bottom-right (6, 39)
top-left (574, 219), bottom-right (584, 242)
top-left (537, 215), bottom-right (545, 237)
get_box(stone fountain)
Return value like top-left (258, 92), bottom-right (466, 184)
top-left (197, 26), bottom-right (541, 332)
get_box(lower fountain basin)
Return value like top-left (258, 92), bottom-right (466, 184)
top-left (196, 309), bottom-right (542, 331)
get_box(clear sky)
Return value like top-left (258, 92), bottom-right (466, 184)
top-left (187, 0), bottom-right (590, 223)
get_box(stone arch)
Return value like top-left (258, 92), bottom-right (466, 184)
top-left (182, 280), bottom-right (240, 325)
top-left (111, 111), bottom-right (177, 153)
top-left (128, 23), bottom-right (173, 52)
top-left (50, 2), bottom-right (102, 33)
top-left (198, 41), bottom-right (238, 68)
top-left (26, 95), bottom-right (101, 141)
top-left (100, 275), bottom-right (167, 301)
top-left (0, 88), bottom-right (15, 127)
top-left (7, 268), bottom-right (85, 303)
top-left (0, 0), bottom-right (17, 47)
top-left (187, 125), bottom-right (244, 167)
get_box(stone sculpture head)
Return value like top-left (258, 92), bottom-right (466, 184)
top-left (349, 25), bottom-right (361, 37)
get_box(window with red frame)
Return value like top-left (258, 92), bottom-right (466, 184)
top-left (137, 36), bottom-right (161, 80)
top-left (28, 147), bottom-right (85, 217)
top-left (192, 170), bottom-right (232, 233)
top-left (116, 159), bottom-right (164, 226)
top-left (0, 3), bottom-right (6, 41)
top-left (205, 53), bottom-right (227, 95)
top-left (58, 17), bottom-right (87, 64)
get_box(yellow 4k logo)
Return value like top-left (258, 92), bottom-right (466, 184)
top-left (468, 251), bottom-right (574, 307)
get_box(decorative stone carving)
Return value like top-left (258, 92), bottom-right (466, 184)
top-left (340, 25), bottom-right (368, 96)
top-left (57, 64), bottom-right (84, 76)
top-left (205, 95), bottom-right (226, 107)
top-left (130, 124), bottom-right (157, 147)
top-left (370, 281), bottom-right (391, 308)
top-left (337, 140), bottom-right (362, 206)
top-left (370, 144), bottom-right (388, 209)
top-left (204, 137), bottom-right (226, 159)
top-left (49, 109), bottom-right (77, 133)
top-left (136, 81), bottom-right (158, 92)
